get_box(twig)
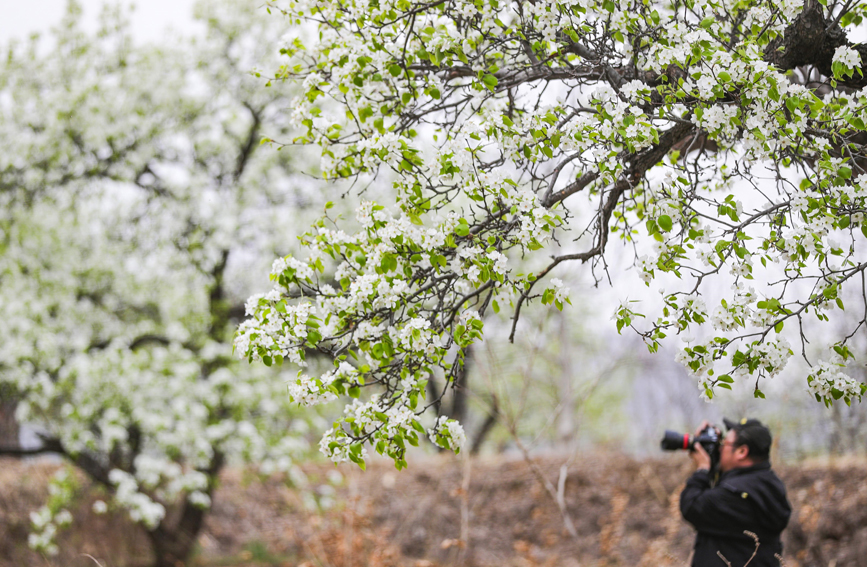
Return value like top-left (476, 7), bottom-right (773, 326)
top-left (513, 436), bottom-right (579, 539)
top-left (743, 530), bottom-right (760, 567)
top-left (459, 452), bottom-right (472, 557)
top-left (556, 464), bottom-right (569, 514)
top-left (80, 555), bottom-right (106, 567)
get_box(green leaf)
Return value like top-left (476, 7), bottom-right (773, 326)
top-left (482, 74), bottom-right (498, 90)
top-left (658, 215), bottom-right (673, 232)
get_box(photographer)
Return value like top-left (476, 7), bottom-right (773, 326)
top-left (680, 418), bottom-right (791, 566)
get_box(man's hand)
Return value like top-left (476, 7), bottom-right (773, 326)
top-left (690, 420), bottom-right (717, 471)
top-left (691, 441), bottom-right (712, 471)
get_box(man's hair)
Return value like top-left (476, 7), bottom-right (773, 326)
top-left (724, 418), bottom-right (772, 462)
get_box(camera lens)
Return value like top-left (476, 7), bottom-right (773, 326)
top-left (661, 430), bottom-right (692, 451)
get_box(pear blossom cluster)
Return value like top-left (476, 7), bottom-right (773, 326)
top-left (428, 416), bottom-right (467, 454)
top-left (237, 173), bottom-right (569, 465)
top-left (807, 354), bottom-right (865, 405)
top-left (247, 0), bottom-right (867, 469)
top-left (833, 46), bottom-right (863, 77)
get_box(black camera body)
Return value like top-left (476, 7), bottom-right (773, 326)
top-left (660, 425), bottom-right (721, 472)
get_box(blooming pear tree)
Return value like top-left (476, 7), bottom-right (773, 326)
top-left (238, 0), bottom-right (867, 467)
top-left (0, 2), bottom-right (331, 566)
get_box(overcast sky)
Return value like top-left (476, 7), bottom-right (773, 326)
top-left (0, 0), bottom-right (201, 45)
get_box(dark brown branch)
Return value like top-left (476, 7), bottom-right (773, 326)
top-left (510, 121), bottom-right (694, 342)
top-left (0, 437), bottom-right (113, 488)
top-left (234, 102), bottom-right (262, 182)
top-left (208, 249), bottom-right (231, 342)
top-left (543, 171), bottom-right (599, 208)
top-left (129, 334), bottom-right (172, 350)
top-left (0, 438), bottom-right (62, 457)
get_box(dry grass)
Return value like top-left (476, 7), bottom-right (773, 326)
top-left (1, 452), bottom-right (866, 567)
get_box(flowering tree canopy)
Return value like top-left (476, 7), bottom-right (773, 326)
top-left (0, 2), bottom-right (330, 565)
top-left (238, 0), bottom-right (867, 468)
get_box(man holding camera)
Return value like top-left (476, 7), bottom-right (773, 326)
top-left (680, 418), bottom-right (791, 566)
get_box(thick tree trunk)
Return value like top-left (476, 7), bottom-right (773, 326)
top-left (450, 345), bottom-right (473, 424)
top-left (148, 507), bottom-right (207, 567)
top-left (147, 453), bottom-right (223, 567)
top-left (764, 0), bottom-right (867, 88)
top-left (0, 399), bottom-right (19, 449)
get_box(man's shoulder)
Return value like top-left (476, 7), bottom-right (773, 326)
top-left (718, 462), bottom-right (791, 524)
top-left (719, 463), bottom-right (788, 500)
top-left (719, 462), bottom-right (782, 489)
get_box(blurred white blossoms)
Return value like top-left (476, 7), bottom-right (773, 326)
top-left (833, 46), bottom-right (862, 70)
top-left (110, 470), bottom-right (167, 530)
top-left (3, 0), bottom-right (323, 558)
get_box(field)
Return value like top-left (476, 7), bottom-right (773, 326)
top-left (1, 453), bottom-right (866, 567)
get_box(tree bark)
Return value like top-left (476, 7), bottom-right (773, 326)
top-left (148, 453), bottom-right (224, 567)
top-left (764, 0), bottom-right (867, 88)
top-left (450, 345), bottom-right (473, 424)
top-left (148, 504), bottom-right (207, 567)
top-left (0, 398), bottom-right (19, 449)
top-left (470, 395), bottom-right (498, 455)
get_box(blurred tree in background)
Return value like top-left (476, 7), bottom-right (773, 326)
top-left (0, 2), bottom-right (341, 565)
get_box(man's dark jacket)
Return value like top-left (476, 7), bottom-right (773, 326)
top-left (680, 462), bottom-right (791, 566)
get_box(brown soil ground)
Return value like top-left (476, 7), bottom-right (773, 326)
top-left (1, 452), bottom-right (866, 567)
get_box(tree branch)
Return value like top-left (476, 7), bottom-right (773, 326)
top-left (0, 439), bottom-right (63, 457)
top-left (234, 102), bottom-right (263, 182)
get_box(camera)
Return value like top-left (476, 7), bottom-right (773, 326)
top-left (660, 425), bottom-right (721, 471)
